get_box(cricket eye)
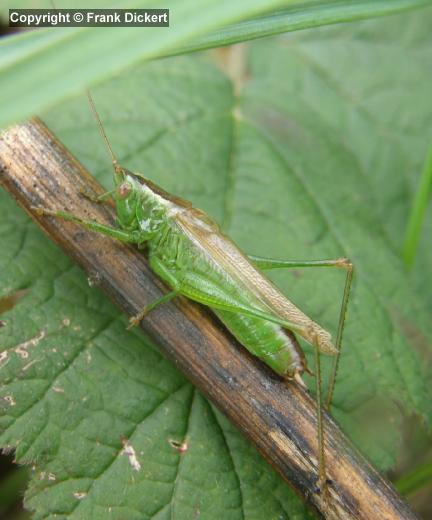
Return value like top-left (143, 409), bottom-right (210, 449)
top-left (117, 182), bottom-right (132, 199)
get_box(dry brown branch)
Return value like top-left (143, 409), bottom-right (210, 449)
top-left (0, 119), bottom-right (419, 520)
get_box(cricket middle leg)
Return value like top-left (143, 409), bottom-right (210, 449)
top-left (127, 291), bottom-right (178, 329)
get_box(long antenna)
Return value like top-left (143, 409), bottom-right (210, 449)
top-left (86, 90), bottom-right (120, 172)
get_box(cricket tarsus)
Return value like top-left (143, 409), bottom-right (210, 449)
top-left (127, 291), bottom-right (178, 329)
top-left (35, 92), bottom-right (355, 496)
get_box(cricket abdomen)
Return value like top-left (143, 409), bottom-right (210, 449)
top-left (214, 309), bottom-right (306, 378)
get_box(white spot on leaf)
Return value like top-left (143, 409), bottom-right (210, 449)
top-left (169, 439), bottom-right (188, 453)
top-left (22, 358), bottom-right (40, 372)
top-left (121, 439), bottom-right (141, 471)
top-left (14, 329), bottom-right (46, 358)
top-left (4, 395), bottom-right (16, 406)
top-left (0, 351), bottom-right (9, 368)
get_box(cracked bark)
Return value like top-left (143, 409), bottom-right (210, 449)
top-left (0, 119), bottom-right (419, 520)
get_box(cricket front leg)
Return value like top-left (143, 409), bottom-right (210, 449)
top-left (79, 187), bottom-right (116, 204)
top-left (32, 206), bottom-right (140, 243)
top-left (249, 254), bottom-right (354, 411)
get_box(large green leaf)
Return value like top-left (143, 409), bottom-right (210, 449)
top-left (1, 7), bottom-right (432, 519)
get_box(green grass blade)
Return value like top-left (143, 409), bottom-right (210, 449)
top-left (402, 147), bottom-right (432, 269)
top-left (0, 0), bottom-right (300, 128)
top-left (395, 460), bottom-right (432, 496)
top-left (176, 0), bottom-right (431, 53)
top-left (0, 0), bottom-right (299, 126)
top-left (0, 0), bottom-right (430, 129)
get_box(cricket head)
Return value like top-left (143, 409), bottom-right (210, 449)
top-left (113, 167), bottom-right (167, 238)
top-left (86, 92), bottom-right (167, 239)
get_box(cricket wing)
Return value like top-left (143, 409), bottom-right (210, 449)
top-left (174, 208), bottom-right (337, 355)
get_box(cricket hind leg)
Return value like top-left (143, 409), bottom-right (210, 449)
top-left (177, 280), bottom-right (312, 338)
top-left (248, 255), bottom-right (354, 410)
top-left (312, 338), bottom-right (328, 495)
top-left (150, 255), bottom-right (333, 492)
top-left (249, 254), bottom-right (353, 494)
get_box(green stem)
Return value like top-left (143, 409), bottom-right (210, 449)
top-left (402, 146), bottom-right (432, 269)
